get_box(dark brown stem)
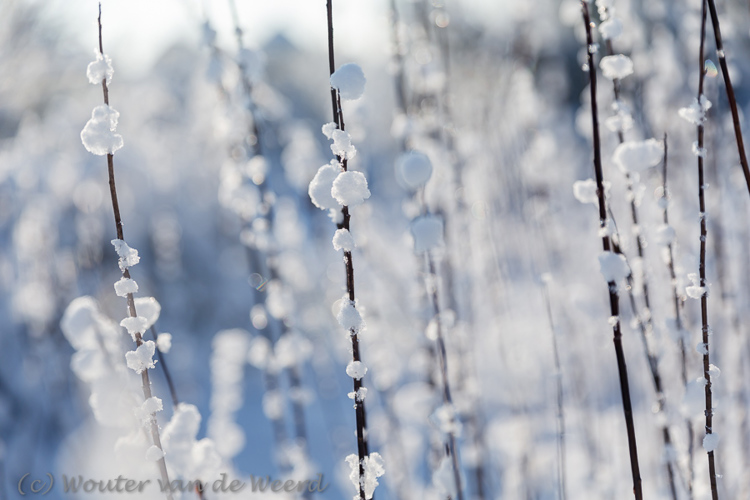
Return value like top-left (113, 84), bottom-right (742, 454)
top-left (705, 0), bottom-right (750, 197)
top-left (581, 3), bottom-right (642, 498)
top-left (149, 326), bottom-right (179, 408)
top-left (96, 4), bottom-right (172, 498)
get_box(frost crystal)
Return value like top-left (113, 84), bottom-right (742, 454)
top-left (134, 396), bottom-right (163, 423)
top-left (308, 162), bottom-right (341, 210)
top-left (411, 215), bottom-right (444, 253)
top-left (134, 297), bottom-right (161, 329)
top-left (81, 105), bottom-right (124, 156)
top-left (333, 228), bottom-right (355, 251)
top-left (598, 251), bottom-right (629, 282)
top-left (125, 340), bottom-right (157, 374)
top-left (120, 316), bottom-right (149, 340)
top-left (156, 333), bottom-right (172, 353)
top-left (599, 54), bottom-right (634, 80)
top-left (348, 387), bottom-right (368, 401)
top-left (322, 122), bottom-right (338, 139)
top-left (337, 297), bottom-right (364, 333)
top-left (330, 63), bottom-right (366, 100)
top-left (331, 130), bottom-right (357, 159)
top-left (332, 171), bottom-right (371, 207)
top-left (346, 360), bottom-right (368, 379)
top-left (573, 179), bottom-right (599, 204)
top-left (612, 139), bottom-right (663, 173)
top-left (86, 51), bottom-right (114, 85)
top-left (111, 239), bottom-right (140, 271)
top-left (599, 17), bottom-right (623, 40)
top-left (686, 273), bottom-right (707, 299)
top-left (114, 277), bottom-right (138, 297)
top-left (703, 433), bottom-right (719, 452)
top-left (692, 141), bottom-right (708, 157)
top-left (396, 151), bottom-right (433, 189)
top-left (145, 445), bottom-right (165, 461)
top-left (678, 95), bottom-right (712, 125)
top-left (346, 453), bottom-right (385, 500)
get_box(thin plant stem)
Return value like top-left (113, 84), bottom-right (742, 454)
top-left (95, 5), bottom-right (172, 498)
top-left (149, 326), bottom-right (179, 408)
top-left (581, 3), bottom-right (643, 498)
top-left (705, 0), bottom-right (750, 197)
top-left (695, 1), bottom-right (720, 497)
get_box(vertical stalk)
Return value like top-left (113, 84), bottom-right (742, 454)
top-left (581, 3), bottom-right (643, 498)
top-left (95, 5), bottom-right (172, 498)
top-left (695, 2), bottom-right (719, 497)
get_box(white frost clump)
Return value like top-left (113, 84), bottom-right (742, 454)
top-left (332, 171), bottom-right (371, 207)
top-left (433, 455), bottom-right (457, 498)
top-left (331, 130), bottom-right (357, 160)
top-left (600, 54), bottom-right (634, 80)
top-left (125, 340), bottom-right (157, 374)
top-left (346, 360), bottom-right (368, 380)
top-left (145, 445), bottom-right (165, 461)
top-left (86, 51), bottom-right (114, 85)
top-left (396, 151), bottom-right (433, 189)
top-left (322, 122), bottom-right (338, 139)
top-left (573, 179), bottom-right (599, 204)
top-left (111, 239), bottom-right (140, 271)
top-left (709, 364), bottom-right (721, 379)
top-left (309, 162), bottom-right (341, 210)
top-left (703, 433), bottom-right (719, 452)
top-left (114, 277), bottom-right (138, 297)
top-left (346, 453), bottom-right (385, 500)
top-left (338, 297), bottom-right (364, 333)
top-left (81, 105), bottom-right (124, 156)
top-left (599, 18), bottom-right (623, 40)
top-left (134, 297), bottom-right (161, 329)
top-left (156, 333), bottom-right (172, 353)
top-left (686, 273), bottom-right (707, 299)
top-left (348, 387), bottom-right (368, 401)
top-left (411, 215), bottom-right (444, 253)
top-left (612, 139), bottom-right (663, 173)
top-left (134, 396), bottom-right (163, 423)
top-left (598, 251), bottom-right (630, 282)
top-left (120, 316), bottom-right (149, 340)
top-left (679, 96), bottom-right (712, 125)
top-left (654, 224), bottom-right (676, 246)
top-left (333, 228), bottom-right (355, 251)
top-left (330, 63), bottom-right (366, 100)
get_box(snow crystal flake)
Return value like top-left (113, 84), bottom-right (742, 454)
top-left (114, 277), bottom-right (138, 297)
top-left (411, 215), bottom-right (444, 253)
top-left (156, 333), bottom-right (172, 353)
top-left (125, 340), bottom-right (157, 374)
top-left (145, 445), bottom-right (165, 461)
top-left (692, 141), bottom-right (707, 157)
top-left (686, 273), bottom-right (707, 299)
top-left (346, 360), bottom-right (368, 380)
top-left (111, 239), bottom-right (140, 271)
top-left (612, 139), bottom-right (663, 173)
top-left (396, 151), bottom-right (433, 189)
top-left (308, 162), bottom-right (341, 210)
top-left (333, 228), bottom-right (355, 251)
top-left (346, 453), bottom-right (385, 500)
top-left (120, 316), bottom-right (149, 340)
top-left (678, 96), bottom-right (712, 125)
top-left (86, 51), bottom-right (114, 85)
top-left (330, 63), bottom-right (366, 100)
top-left (337, 297), bottom-right (364, 333)
top-left (81, 105), bottom-right (124, 156)
top-left (331, 129), bottom-right (357, 160)
top-left (598, 251), bottom-right (630, 282)
top-left (703, 432), bottom-right (719, 452)
top-left (600, 54), bottom-right (634, 80)
top-left (332, 171), bottom-right (371, 207)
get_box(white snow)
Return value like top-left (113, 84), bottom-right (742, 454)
top-left (156, 333), bottom-right (172, 353)
top-left (332, 228), bottom-right (355, 251)
top-left (654, 224), bottom-right (675, 246)
top-left (411, 215), bottom-right (444, 253)
top-left (686, 273), bottom-right (707, 299)
top-left (692, 141), bottom-right (707, 158)
top-left (125, 340), bottom-right (157, 374)
top-left (598, 251), bottom-right (630, 282)
top-left (81, 105), bottom-right (124, 156)
top-left (308, 162), bottom-right (341, 210)
top-left (679, 96), bottom-right (712, 125)
top-left (134, 396), bottom-right (163, 423)
top-left (247, 336), bottom-right (272, 369)
top-left (433, 455), bottom-right (458, 498)
top-left (599, 18), bottom-right (623, 40)
top-left (145, 445), bottom-right (165, 461)
top-left (134, 297), bottom-right (161, 329)
top-left (337, 297), bottom-right (364, 333)
top-left (332, 171), bottom-right (371, 207)
top-left (573, 179), bottom-right (599, 204)
top-left (111, 239), bottom-right (140, 271)
top-left (346, 360), bottom-right (368, 379)
top-left (703, 432), bottom-right (719, 452)
top-left (114, 277), bottom-right (138, 297)
top-left (331, 129), bottom-right (357, 160)
top-left (696, 343), bottom-right (708, 355)
top-left (330, 63), bottom-right (366, 100)
top-left (86, 51), bottom-right (114, 85)
top-left (348, 387), bottom-right (368, 401)
top-left (262, 391), bottom-right (285, 420)
top-left (346, 453), bottom-right (385, 500)
top-left (120, 316), bottom-right (149, 340)
top-left (709, 364), bottom-right (721, 379)
top-left (612, 139), bottom-right (663, 173)
top-left (396, 151), bottom-right (433, 189)
top-left (599, 54), bottom-right (634, 80)
top-left (322, 122), bottom-right (338, 139)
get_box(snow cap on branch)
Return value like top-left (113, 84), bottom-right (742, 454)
top-left (330, 63), bottom-right (366, 100)
top-left (81, 105), bottom-right (123, 155)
